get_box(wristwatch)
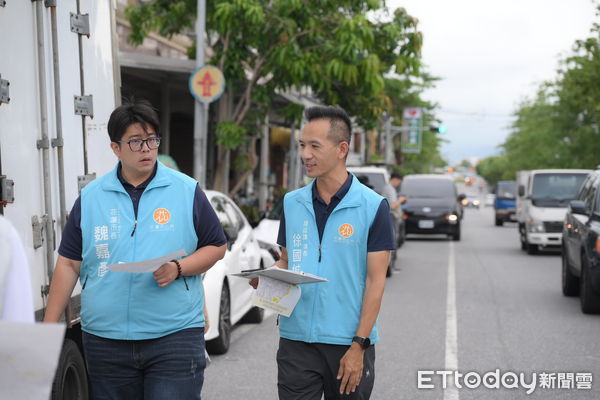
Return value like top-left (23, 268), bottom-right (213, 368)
top-left (352, 336), bottom-right (370, 349)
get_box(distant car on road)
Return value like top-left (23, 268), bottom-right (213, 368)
top-left (494, 180), bottom-right (517, 226)
top-left (400, 174), bottom-right (465, 241)
top-left (561, 169), bottom-right (600, 314)
top-left (462, 194), bottom-right (481, 209)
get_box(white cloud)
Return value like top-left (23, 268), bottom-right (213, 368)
top-left (389, 0), bottom-right (597, 163)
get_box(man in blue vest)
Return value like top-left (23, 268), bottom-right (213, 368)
top-left (264, 106), bottom-right (395, 399)
top-left (44, 100), bottom-right (227, 399)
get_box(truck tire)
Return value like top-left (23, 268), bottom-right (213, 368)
top-left (495, 218), bottom-right (503, 226)
top-left (561, 247), bottom-right (579, 296)
top-left (51, 339), bottom-right (89, 400)
top-left (580, 257), bottom-right (600, 314)
top-left (206, 283), bottom-right (232, 355)
top-left (526, 242), bottom-right (538, 255)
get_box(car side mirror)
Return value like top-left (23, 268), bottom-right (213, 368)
top-left (518, 185), bottom-right (525, 197)
top-left (569, 200), bottom-right (589, 215)
top-left (458, 193), bottom-right (466, 201)
top-left (223, 225), bottom-right (238, 245)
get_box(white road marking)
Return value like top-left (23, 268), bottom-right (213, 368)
top-left (444, 240), bottom-right (460, 400)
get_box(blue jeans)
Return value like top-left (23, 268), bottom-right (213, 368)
top-left (82, 328), bottom-right (206, 400)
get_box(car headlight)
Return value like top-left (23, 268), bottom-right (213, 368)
top-left (527, 218), bottom-right (545, 233)
top-left (445, 214), bottom-right (459, 223)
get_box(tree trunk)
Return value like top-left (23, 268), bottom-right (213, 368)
top-left (212, 89), bottom-right (232, 192)
top-left (228, 136), bottom-right (259, 198)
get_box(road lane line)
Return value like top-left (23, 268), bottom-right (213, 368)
top-left (444, 240), bottom-right (459, 400)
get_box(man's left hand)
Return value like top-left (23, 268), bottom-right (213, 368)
top-left (337, 343), bottom-right (364, 395)
top-left (153, 262), bottom-right (178, 287)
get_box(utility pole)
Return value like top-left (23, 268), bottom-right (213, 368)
top-left (193, 0), bottom-right (207, 187)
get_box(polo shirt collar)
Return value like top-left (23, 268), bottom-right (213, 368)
top-left (312, 172), bottom-right (353, 205)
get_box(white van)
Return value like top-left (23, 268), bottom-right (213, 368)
top-left (1, 2), bottom-right (118, 397)
top-left (517, 169), bottom-right (591, 254)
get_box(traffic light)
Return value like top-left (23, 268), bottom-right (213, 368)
top-left (429, 125), bottom-right (447, 134)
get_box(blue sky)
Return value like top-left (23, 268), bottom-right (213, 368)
top-left (389, 0), bottom-right (597, 165)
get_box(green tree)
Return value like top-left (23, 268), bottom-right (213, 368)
top-left (478, 8), bottom-right (600, 182)
top-left (126, 0), bottom-right (424, 195)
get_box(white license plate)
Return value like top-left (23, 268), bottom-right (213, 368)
top-left (419, 220), bottom-right (434, 229)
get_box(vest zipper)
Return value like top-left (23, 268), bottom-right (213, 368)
top-left (130, 220), bottom-right (137, 236)
top-left (81, 275), bottom-right (89, 290)
top-left (318, 245), bottom-right (322, 262)
top-left (182, 276), bottom-right (189, 290)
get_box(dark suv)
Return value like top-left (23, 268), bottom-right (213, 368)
top-left (400, 175), bottom-right (465, 241)
top-left (562, 169), bottom-right (600, 314)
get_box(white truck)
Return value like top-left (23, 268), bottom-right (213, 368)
top-left (516, 169), bottom-right (591, 254)
top-left (1, 1), bottom-right (119, 398)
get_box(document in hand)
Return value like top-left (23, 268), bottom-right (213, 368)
top-left (107, 249), bottom-right (187, 273)
top-left (232, 266), bottom-right (327, 285)
top-left (232, 267), bottom-right (327, 317)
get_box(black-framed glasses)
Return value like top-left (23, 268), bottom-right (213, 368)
top-left (118, 137), bottom-right (161, 152)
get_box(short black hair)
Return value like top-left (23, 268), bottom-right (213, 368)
top-left (107, 99), bottom-right (160, 142)
top-left (391, 172), bottom-right (403, 180)
top-left (304, 106), bottom-right (352, 145)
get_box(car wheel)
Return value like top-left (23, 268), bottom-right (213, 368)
top-left (206, 282), bottom-right (231, 355)
top-left (526, 242), bottom-right (538, 255)
top-left (495, 218), bottom-right (503, 226)
top-left (580, 256), bottom-right (600, 314)
top-left (519, 225), bottom-right (527, 250)
top-left (241, 306), bottom-right (264, 324)
top-left (561, 246), bottom-right (579, 297)
top-left (51, 339), bottom-right (89, 400)
top-left (451, 224), bottom-right (461, 241)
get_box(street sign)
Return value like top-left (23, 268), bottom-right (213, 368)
top-left (402, 107), bottom-right (422, 154)
top-left (189, 65), bottom-right (225, 103)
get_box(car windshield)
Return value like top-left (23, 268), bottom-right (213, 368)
top-left (531, 173), bottom-right (588, 207)
top-left (352, 172), bottom-right (387, 195)
top-left (496, 181), bottom-right (517, 199)
top-left (401, 178), bottom-right (455, 199)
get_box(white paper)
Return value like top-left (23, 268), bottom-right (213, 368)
top-left (108, 249), bottom-right (187, 273)
top-left (0, 322), bottom-right (66, 400)
top-left (252, 276), bottom-right (302, 317)
top-left (232, 266), bottom-right (327, 285)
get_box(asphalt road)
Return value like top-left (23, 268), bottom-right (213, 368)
top-left (202, 199), bottom-right (600, 399)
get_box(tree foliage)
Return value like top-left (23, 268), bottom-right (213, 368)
top-left (477, 10), bottom-right (600, 185)
top-left (126, 1), bottom-right (442, 192)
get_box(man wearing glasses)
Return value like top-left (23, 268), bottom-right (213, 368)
top-left (44, 100), bottom-right (227, 399)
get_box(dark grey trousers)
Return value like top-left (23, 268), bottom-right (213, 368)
top-left (277, 338), bottom-right (376, 400)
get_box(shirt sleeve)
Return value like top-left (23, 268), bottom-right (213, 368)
top-left (193, 184), bottom-right (227, 249)
top-left (2, 221), bottom-right (35, 322)
top-left (58, 197), bottom-right (83, 261)
top-left (276, 207), bottom-right (286, 248)
top-left (367, 199), bottom-right (396, 252)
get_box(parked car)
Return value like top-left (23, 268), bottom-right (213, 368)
top-left (203, 191), bottom-right (265, 354)
top-left (561, 169), bottom-right (600, 314)
top-left (494, 180), bottom-right (517, 226)
top-left (400, 174), bottom-right (465, 241)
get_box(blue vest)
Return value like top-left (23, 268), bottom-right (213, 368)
top-left (280, 175), bottom-right (384, 345)
top-left (80, 162), bottom-right (201, 340)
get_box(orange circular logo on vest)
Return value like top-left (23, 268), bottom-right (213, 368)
top-left (338, 223), bottom-right (354, 238)
top-left (153, 208), bottom-right (171, 224)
